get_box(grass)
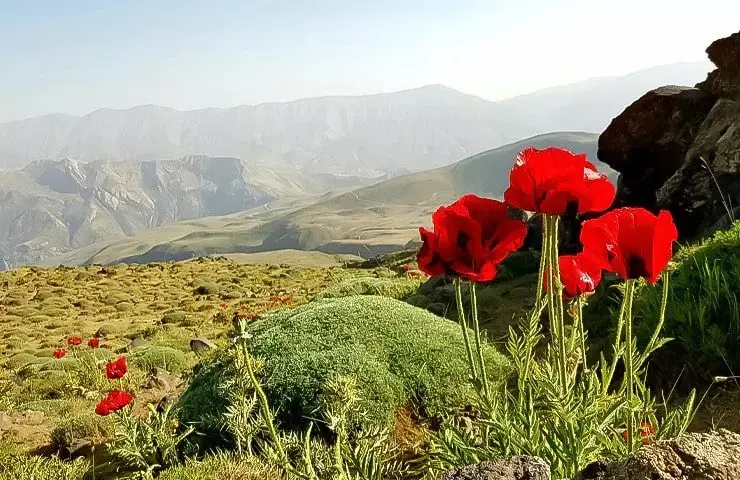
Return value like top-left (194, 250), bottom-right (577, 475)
top-left (0, 257), bottom-right (414, 461)
top-left (178, 295), bottom-right (511, 445)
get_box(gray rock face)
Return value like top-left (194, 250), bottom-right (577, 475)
top-left (190, 337), bottom-right (217, 354)
top-left (0, 155), bottom-right (368, 268)
top-left (443, 456), bottom-right (550, 480)
top-left (598, 29), bottom-right (740, 241)
top-left (576, 429), bottom-right (740, 480)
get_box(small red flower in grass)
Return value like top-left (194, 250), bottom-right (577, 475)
top-left (622, 421), bottom-right (656, 445)
top-left (503, 147), bottom-right (615, 215)
top-left (66, 336), bottom-right (82, 346)
top-left (105, 356), bottom-right (128, 380)
top-left (544, 253), bottom-right (603, 300)
top-left (53, 348), bottom-right (67, 359)
top-left (88, 338), bottom-right (100, 348)
top-left (270, 295), bottom-right (291, 304)
top-left (240, 305), bottom-right (248, 311)
top-left (417, 194), bottom-right (528, 283)
top-left (580, 207), bottom-right (678, 285)
top-left (401, 264), bottom-right (410, 272)
top-left (95, 389), bottom-right (133, 416)
top-left (219, 303), bottom-right (228, 309)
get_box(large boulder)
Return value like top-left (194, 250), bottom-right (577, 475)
top-left (598, 30), bottom-right (740, 241)
top-left (576, 429), bottom-right (740, 480)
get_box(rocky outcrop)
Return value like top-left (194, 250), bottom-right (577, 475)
top-left (598, 30), bottom-right (740, 240)
top-left (443, 456), bottom-right (550, 480)
top-left (576, 429), bottom-right (740, 480)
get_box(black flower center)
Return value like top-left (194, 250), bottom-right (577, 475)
top-left (457, 232), bottom-right (469, 250)
top-left (627, 255), bottom-right (648, 280)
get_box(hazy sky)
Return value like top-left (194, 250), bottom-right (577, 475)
top-left (1, 0), bottom-right (738, 122)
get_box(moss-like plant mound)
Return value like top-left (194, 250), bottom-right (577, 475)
top-left (312, 276), bottom-right (420, 300)
top-left (178, 295), bottom-right (510, 444)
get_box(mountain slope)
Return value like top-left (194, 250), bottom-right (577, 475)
top-left (0, 62), bottom-right (710, 175)
top-left (0, 156), bottom-right (370, 268)
top-left (51, 132), bottom-right (611, 266)
top-left (0, 86), bottom-right (527, 176)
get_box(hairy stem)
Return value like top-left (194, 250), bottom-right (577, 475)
top-left (455, 278), bottom-right (478, 383)
top-left (623, 279), bottom-right (637, 454)
top-left (550, 216), bottom-right (569, 385)
top-left (603, 285), bottom-right (630, 395)
top-left (469, 281), bottom-right (490, 400)
top-left (545, 215), bottom-right (567, 390)
top-left (577, 295), bottom-right (588, 372)
top-left (645, 273), bottom-right (670, 356)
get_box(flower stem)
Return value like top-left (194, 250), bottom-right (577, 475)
top-left (455, 278), bottom-right (478, 383)
top-left (546, 215), bottom-right (568, 390)
top-left (645, 273), bottom-right (670, 355)
top-left (623, 279), bottom-right (637, 454)
top-left (535, 217), bottom-right (548, 303)
top-left (575, 295), bottom-right (588, 372)
top-left (603, 284), bottom-right (629, 395)
top-left (469, 281), bottom-right (490, 400)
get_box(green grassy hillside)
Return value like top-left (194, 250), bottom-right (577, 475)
top-left (49, 132), bottom-right (612, 267)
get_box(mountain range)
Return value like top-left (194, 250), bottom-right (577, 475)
top-left (48, 132), bottom-right (615, 267)
top-left (0, 62), bottom-right (710, 177)
top-left (0, 61), bottom-right (711, 268)
top-left (0, 157), bottom-right (370, 269)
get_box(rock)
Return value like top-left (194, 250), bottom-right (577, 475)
top-left (597, 29), bottom-right (740, 241)
top-left (143, 368), bottom-right (178, 390)
top-left (130, 336), bottom-right (147, 348)
top-left (598, 86), bottom-right (716, 210)
top-left (427, 302), bottom-right (447, 317)
top-left (418, 275), bottom-right (449, 296)
top-left (405, 294), bottom-right (430, 308)
top-left (58, 439), bottom-right (92, 460)
top-left (190, 337), bottom-right (217, 354)
top-left (696, 31), bottom-right (740, 99)
top-left (576, 429), bottom-right (740, 480)
top-left (433, 284), bottom-right (457, 303)
top-left (656, 98), bottom-right (740, 238)
top-left (156, 394), bottom-right (177, 414)
top-left (443, 455), bottom-right (550, 480)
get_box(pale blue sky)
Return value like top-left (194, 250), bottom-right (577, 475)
top-left (1, 0), bottom-right (738, 122)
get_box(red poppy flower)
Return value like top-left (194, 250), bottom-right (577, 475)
top-left (401, 264), bottom-right (410, 272)
top-left (53, 348), bottom-right (67, 359)
top-left (503, 147), bottom-right (615, 216)
top-left (240, 305), bottom-right (247, 311)
top-left (544, 253), bottom-right (603, 300)
top-left (88, 338), bottom-right (100, 348)
top-left (417, 194), bottom-right (528, 282)
top-left (621, 421), bottom-right (656, 445)
top-left (580, 208), bottom-right (677, 284)
top-left (105, 356), bottom-right (128, 380)
top-left (219, 303), bottom-right (228, 309)
top-left (66, 336), bottom-right (83, 346)
top-left (95, 389), bottom-right (133, 416)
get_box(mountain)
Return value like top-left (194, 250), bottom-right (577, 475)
top-left (50, 132), bottom-right (613, 266)
top-left (497, 62), bottom-right (713, 133)
top-left (0, 87), bottom-right (528, 176)
top-left (0, 156), bottom-right (371, 269)
top-left (0, 62), bottom-right (710, 176)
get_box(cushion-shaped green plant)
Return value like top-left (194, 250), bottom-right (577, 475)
top-left (312, 277), bottom-right (420, 301)
top-left (128, 346), bottom-right (190, 374)
top-left (178, 295), bottom-right (510, 444)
